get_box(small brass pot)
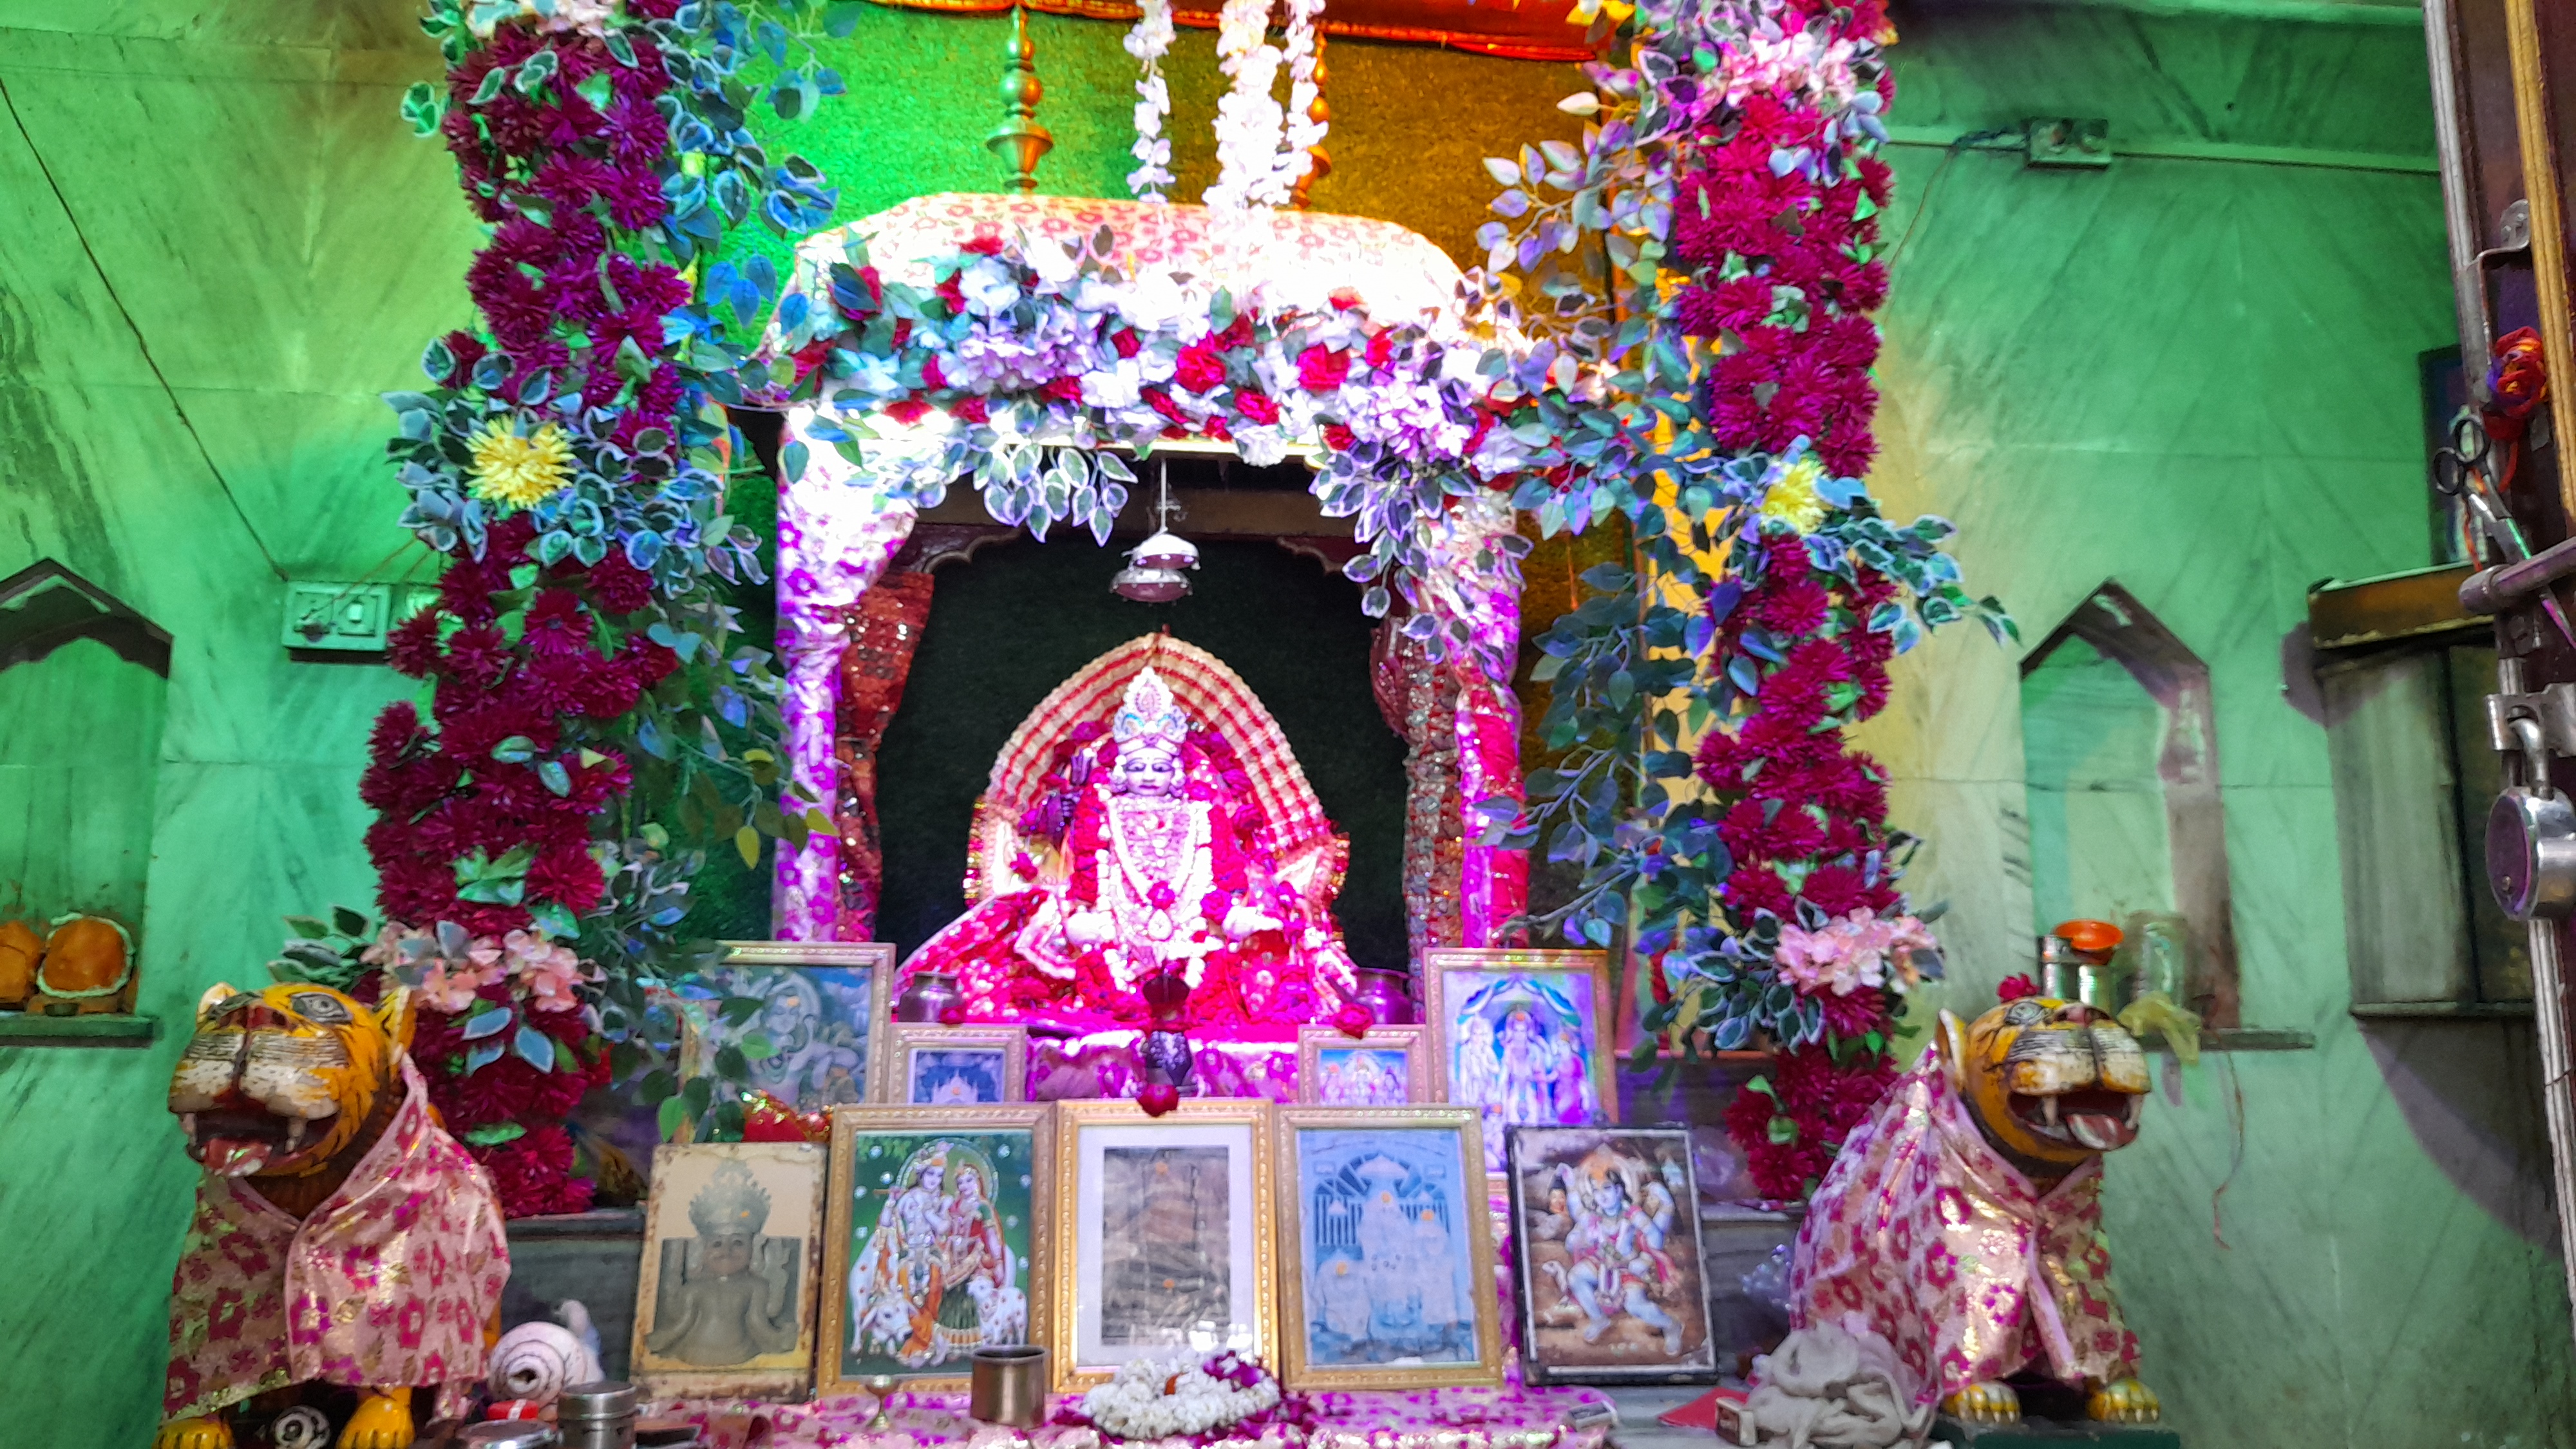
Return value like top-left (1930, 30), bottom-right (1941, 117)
top-left (970, 1346), bottom-right (1048, 1427)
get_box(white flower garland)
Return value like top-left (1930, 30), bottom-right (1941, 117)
top-left (1079, 1352), bottom-right (1282, 1441)
top-left (1204, 0), bottom-right (1287, 212)
top-left (1272, 0), bottom-right (1327, 200)
top-left (1122, 0), bottom-right (1176, 202)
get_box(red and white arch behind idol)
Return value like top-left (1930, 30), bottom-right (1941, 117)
top-left (770, 193), bottom-right (1527, 961)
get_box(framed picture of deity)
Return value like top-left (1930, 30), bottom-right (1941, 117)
top-left (819, 1104), bottom-right (1053, 1394)
top-left (1504, 1124), bottom-right (1718, 1386)
top-left (868, 1023), bottom-right (1028, 1106)
top-left (676, 942), bottom-right (893, 1133)
top-left (1421, 949), bottom-right (1618, 1175)
top-left (1050, 1099), bottom-right (1278, 1391)
top-left (1295, 1025), bottom-right (1429, 1106)
top-left (1272, 1106), bottom-right (1504, 1390)
top-left (630, 1141), bottom-right (828, 1400)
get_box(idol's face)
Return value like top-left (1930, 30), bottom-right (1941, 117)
top-left (704, 1228), bottom-right (755, 1277)
top-left (1111, 745), bottom-right (1182, 799)
top-left (1504, 1011), bottom-right (1537, 1045)
top-left (923, 1166), bottom-right (946, 1195)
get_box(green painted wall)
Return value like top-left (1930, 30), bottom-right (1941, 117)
top-left (2, 1), bottom-right (2568, 1445)
top-left (1861, 7), bottom-right (2576, 1445)
top-left (0, 5), bottom-right (477, 1442)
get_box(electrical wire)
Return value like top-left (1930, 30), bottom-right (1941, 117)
top-left (1881, 127), bottom-right (2022, 272)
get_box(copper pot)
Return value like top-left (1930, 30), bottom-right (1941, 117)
top-left (1350, 967), bottom-right (1418, 1025)
top-left (893, 970), bottom-right (960, 1023)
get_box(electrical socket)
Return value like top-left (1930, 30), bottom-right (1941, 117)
top-left (2025, 117), bottom-right (2112, 169)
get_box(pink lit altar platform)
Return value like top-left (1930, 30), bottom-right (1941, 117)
top-left (647, 1386), bottom-right (1613, 1449)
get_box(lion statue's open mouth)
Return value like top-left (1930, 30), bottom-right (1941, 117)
top-left (169, 987), bottom-right (390, 1182)
top-left (1971, 996), bottom-right (2151, 1168)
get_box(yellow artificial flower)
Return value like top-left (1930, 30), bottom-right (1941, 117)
top-left (467, 420), bottom-right (575, 509)
top-left (1757, 455), bottom-right (1828, 534)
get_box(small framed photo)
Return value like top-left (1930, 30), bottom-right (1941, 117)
top-left (870, 1023), bottom-right (1028, 1105)
top-left (1504, 1124), bottom-right (1718, 1386)
top-left (631, 1141), bottom-right (827, 1399)
top-left (1272, 1106), bottom-right (1504, 1390)
top-left (1296, 1025), bottom-right (1429, 1105)
top-left (1050, 1099), bottom-right (1278, 1391)
top-left (679, 942), bottom-right (893, 1122)
top-left (819, 1104), bottom-right (1052, 1393)
top-left (1422, 949), bottom-right (1618, 1173)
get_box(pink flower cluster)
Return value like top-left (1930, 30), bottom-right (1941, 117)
top-left (1775, 909), bottom-right (1937, 999)
top-left (365, 925), bottom-right (591, 1014)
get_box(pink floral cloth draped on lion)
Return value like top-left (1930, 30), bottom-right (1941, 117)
top-left (163, 1056), bottom-right (509, 1423)
top-left (1789, 1060), bottom-right (2139, 1406)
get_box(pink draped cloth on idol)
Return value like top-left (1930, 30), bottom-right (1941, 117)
top-left (1786, 1060), bottom-right (2141, 1408)
top-left (162, 1056), bottom-right (510, 1424)
top-left (769, 194), bottom-right (1524, 947)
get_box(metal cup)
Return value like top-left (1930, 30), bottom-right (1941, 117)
top-left (970, 1345), bottom-right (1048, 1426)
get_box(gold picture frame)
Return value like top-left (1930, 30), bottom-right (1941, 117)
top-left (1049, 1098), bottom-right (1278, 1392)
top-left (675, 942), bottom-right (895, 1139)
top-left (1294, 1024), bottom-right (1429, 1105)
top-left (818, 1104), bottom-right (1054, 1394)
top-left (630, 1141), bottom-right (828, 1401)
top-left (869, 1023), bottom-right (1029, 1105)
top-left (1421, 949), bottom-right (1619, 1175)
top-left (1271, 1106), bottom-right (1504, 1390)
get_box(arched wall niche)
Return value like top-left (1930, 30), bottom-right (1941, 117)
top-left (2019, 580), bottom-right (2240, 1027)
top-left (0, 560), bottom-right (171, 935)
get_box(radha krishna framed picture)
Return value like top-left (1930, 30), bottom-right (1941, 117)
top-left (1272, 1106), bottom-right (1503, 1390)
top-left (1050, 1099), bottom-right (1277, 1390)
top-left (1422, 949), bottom-right (1617, 1173)
top-left (819, 1104), bottom-right (1052, 1393)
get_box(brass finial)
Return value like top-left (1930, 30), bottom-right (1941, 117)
top-left (1290, 32), bottom-right (1331, 210)
top-left (986, 4), bottom-right (1053, 194)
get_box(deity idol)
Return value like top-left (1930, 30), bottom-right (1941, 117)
top-left (904, 665), bottom-right (1359, 1036)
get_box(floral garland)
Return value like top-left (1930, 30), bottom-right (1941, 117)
top-left (1124, 0), bottom-right (1177, 201)
top-left (1068, 1351), bottom-right (1304, 1442)
top-left (339, 0), bottom-right (842, 1211)
top-left (1206, 0), bottom-right (1289, 211)
top-left (1273, 0), bottom-right (1327, 200)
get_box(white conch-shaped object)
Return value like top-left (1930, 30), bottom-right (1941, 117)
top-left (487, 1299), bottom-right (605, 1405)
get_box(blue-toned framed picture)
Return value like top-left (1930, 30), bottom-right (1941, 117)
top-left (871, 1023), bottom-right (1028, 1104)
top-left (1272, 1106), bottom-right (1502, 1390)
top-left (679, 942), bottom-right (894, 1121)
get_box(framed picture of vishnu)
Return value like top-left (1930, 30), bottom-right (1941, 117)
top-left (631, 1141), bottom-right (826, 1400)
top-left (1504, 1124), bottom-right (1718, 1386)
top-left (1273, 1106), bottom-right (1503, 1390)
top-left (1422, 949), bottom-right (1618, 1174)
top-left (819, 1104), bottom-right (1052, 1394)
top-left (1050, 1099), bottom-right (1278, 1391)
top-left (677, 942), bottom-right (893, 1127)
top-left (868, 1023), bottom-right (1027, 1106)
top-left (1295, 1024), bottom-right (1428, 1106)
